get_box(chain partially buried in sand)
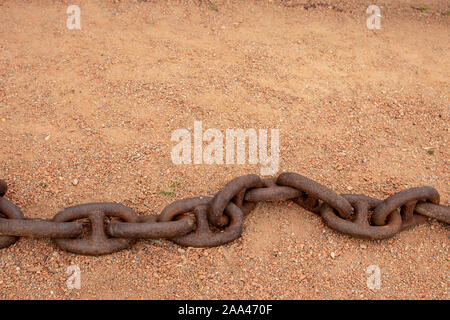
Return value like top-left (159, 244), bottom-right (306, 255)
top-left (0, 172), bottom-right (448, 255)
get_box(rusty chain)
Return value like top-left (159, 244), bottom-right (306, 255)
top-left (0, 173), bottom-right (448, 255)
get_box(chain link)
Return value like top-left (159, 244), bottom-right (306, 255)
top-left (320, 194), bottom-right (403, 239)
top-left (0, 174), bottom-right (448, 256)
top-left (0, 197), bottom-right (24, 248)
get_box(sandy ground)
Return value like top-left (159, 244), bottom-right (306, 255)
top-left (0, 0), bottom-right (448, 299)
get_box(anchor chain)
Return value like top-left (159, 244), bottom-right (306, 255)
top-left (0, 172), bottom-right (448, 256)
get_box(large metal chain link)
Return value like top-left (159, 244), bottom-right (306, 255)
top-left (0, 172), bottom-right (448, 255)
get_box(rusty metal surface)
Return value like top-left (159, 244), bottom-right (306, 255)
top-left (159, 197), bottom-right (212, 222)
top-left (372, 186), bottom-right (440, 226)
top-left (108, 215), bottom-right (195, 239)
top-left (244, 178), bottom-right (302, 202)
top-left (320, 194), bottom-right (402, 239)
top-left (0, 173), bottom-right (448, 256)
top-left (209, 174), bottom-right (263, 227)
top-left (52, 203), bottom-right (138, 255)
top-left (232, 188), bottom-right (257, 216)
top-left (277, 172), bottom-right (354, 218)
top-left (0, 197), bottom-right (24, 248)
top-left (158, 197), bottom-right (244, 247)
top-left (0, 218), bottom-right (82, 238)
top-left (170, 203), bottom-right (244, 248)
top-left (415, 202), bottom-right (450, 224)
top-left (0, 179), bottom-right (7, 198)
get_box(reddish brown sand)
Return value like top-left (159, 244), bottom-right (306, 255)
top-left (0, 1), bottom-right (448, 299)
